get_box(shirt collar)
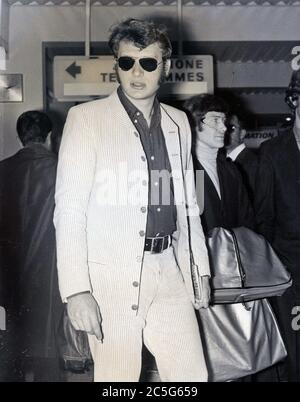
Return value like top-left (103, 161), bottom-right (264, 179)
top-left (117, 86), bottom-right (161, 128)
top-left (117, 86), bottom-right (139, 121)
top-left (227, 143), bottom-right (246, 161)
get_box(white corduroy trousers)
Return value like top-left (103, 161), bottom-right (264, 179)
top-left (88, 246), bottom-right (208, 382)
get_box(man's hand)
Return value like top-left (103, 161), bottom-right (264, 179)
top-left (197, 276), bottom-right (211, 309)
top-left (67, 292), bottom-right (103, 341)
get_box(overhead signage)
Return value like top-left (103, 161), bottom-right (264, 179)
top-left (245, 127), bottom-right (279, 148)
top-left (53, 55), bottom-right (214, 102)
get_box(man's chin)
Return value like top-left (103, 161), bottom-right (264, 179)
top-left (125, 91), bottom-right (155, 102)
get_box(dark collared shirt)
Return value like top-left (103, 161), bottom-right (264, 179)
top-left (118, 86), bottom-right (177, 238)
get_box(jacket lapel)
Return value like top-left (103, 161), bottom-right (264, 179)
top-left (161, 106), bottom-right (186, 209)
top-left (108, 90), bottom-right (137, 129)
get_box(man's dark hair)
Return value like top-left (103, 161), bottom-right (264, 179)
top-left (228, 111), bottom-right (247, 131)
top-left (16, 111), bottom-right (52, 146)
top-left (285, 69), bottom-right (300, 110)
top-left (108, 18), bottom-right (172, 60)
top-left (184, 94), bottom-right (228, 132)
top-left (216, 91), bottom-right (248, 130)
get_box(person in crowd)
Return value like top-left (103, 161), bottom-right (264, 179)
top-left (0, 110), bottom-right (63, 381)
top-left (54, 18), bottom-right (211, 382)
top-left (255, 69), bottom-right (300, 382)
top-left (184, 94), bottom-right (254, 234)
top-left (225, 111), bottom-right (258, 203)
top-left (184, 94), bottom-right (275, 382)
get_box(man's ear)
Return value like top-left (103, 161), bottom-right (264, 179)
top-left (114, 63), bottom-right (121, 84)
top-left (240, 128), bottom-right (247, 142)
top-left (164, 59), bottom-right (171, 77)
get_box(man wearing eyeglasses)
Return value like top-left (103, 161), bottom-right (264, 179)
top-left (54, 18), bottom-right (210, 382)
top-left (255, 70), bottom-right (300, 382)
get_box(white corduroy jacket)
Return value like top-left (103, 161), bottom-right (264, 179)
top-left (54, 89), bottom-right (210, 308)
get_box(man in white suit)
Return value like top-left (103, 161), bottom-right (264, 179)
top-left (54, 18), bottom-right (210, 382)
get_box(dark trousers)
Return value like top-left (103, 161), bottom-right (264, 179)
top-left (269, 287), bottom-right (300, 382)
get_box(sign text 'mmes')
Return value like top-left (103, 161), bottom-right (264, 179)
top-left (54, 55), bottom-right (214, 101)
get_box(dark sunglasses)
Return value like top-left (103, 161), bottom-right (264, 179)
top-left (117, 56), bottom-right (163, 72)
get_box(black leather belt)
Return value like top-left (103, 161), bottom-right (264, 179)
top-left (144, 235), bottom-right (172, 254)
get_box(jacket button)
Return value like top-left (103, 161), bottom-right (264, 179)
top-left (142, 180), bottom-right (147, 186)
top-left (131, 304), bottom-right (138, 311)
top-left (139, 230), bottom-right (145, 237)
top-left (136, 256), bottom-right (142, 262)
top-left (140, 206), bottom-right (146, 213)
top-left (141, 156), bottom-right (146, 162)
top-left (132, 281), bottom-right (139, 287)
top-left (134, 132), bottom-right (139, 137)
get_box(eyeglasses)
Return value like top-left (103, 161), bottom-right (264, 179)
top-left (201, 115), bottom-right (226, 126)
top-left (117, 56), bottom-right (163, 72)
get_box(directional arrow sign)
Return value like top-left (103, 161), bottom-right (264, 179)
top-left (65, 61), bottom-right (82, 79)
top-left (54, 56), bottom-right (117, 101)
top-left (54, 55), bottom-right (214, 101)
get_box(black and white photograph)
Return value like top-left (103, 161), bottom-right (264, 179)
top-left (0, 0), bottom-right (299, 386)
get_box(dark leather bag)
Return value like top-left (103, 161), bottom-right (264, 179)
top-left (206, 227), bottom-right (292, 304)
top-left (56, 306), bottom-right (93, 373)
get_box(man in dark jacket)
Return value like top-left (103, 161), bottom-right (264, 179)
top-left (255, 70), bottom-right (300, 382)
top-left (0, 111), bottom-right (63, 381)
top-left (226, 113), bottom-right (258, 204)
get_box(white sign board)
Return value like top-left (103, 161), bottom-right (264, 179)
top-left (53, 55), bottom-right (214, 102)
top-left (245, 127), bottom-right (279, 148)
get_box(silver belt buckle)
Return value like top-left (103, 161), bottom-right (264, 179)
top-left (150, 236), bottom-right (163, 254)
top-left (160, 236), bottom-right (165, 253)
top-left (149, 235), bottom-right (171, 253)
top-left (149, 237), bottom-right (155, 253)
